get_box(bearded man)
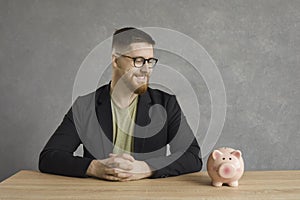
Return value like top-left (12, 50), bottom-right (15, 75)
top-left (39, 27), bottom-right (202, 181)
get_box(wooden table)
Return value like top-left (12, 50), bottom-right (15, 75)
top-left (0, 170), bottom-right (299, 199)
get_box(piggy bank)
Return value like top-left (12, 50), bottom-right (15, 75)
top-left (207, 147), bottom-right (244, 187)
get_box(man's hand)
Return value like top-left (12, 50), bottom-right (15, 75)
top-left (109, 154), bottom-right (153, 181)
top-left (86, 153), bottom-right (152, 181)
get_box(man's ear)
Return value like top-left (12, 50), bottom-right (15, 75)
top-left (112, 55), bottom-right (119, 69)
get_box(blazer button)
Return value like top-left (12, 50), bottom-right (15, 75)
top-left (161, 175), bottom-right (168, 178)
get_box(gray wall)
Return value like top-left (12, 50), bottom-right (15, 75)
top-left (1, 0), bottom-right (299, 181)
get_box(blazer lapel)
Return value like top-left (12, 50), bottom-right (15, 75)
top-left (95, 84), bottom-right (114, 155)
top-left (134, 91), bottom-right (152, 154)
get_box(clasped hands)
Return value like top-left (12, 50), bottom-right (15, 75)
top-left (86, 153), bottom-right (152, 181)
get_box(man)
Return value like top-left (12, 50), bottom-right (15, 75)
top-left (39, 27), bottom-right (202, 181)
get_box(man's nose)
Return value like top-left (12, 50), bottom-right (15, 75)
top-left (140, 62), bottom-right (151, 73)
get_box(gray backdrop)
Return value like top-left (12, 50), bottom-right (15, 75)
top-left (0, 0), bottom-right (299, 182)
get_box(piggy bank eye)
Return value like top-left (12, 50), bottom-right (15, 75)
top-left (229, 158), bottom-right (232, 160)
top-left (222, 158), bottom-right (225, 160)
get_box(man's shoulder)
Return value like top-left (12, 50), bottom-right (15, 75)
top-left (74, 84), bottom-right (109, 106)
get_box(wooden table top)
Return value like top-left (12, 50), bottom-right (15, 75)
top-left (0, 170), bottom-right (299, 199)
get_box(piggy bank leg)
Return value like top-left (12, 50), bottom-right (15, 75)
top-left (228, 181), bottom-right (238, 187)
top-left (212, 181), bottom-right (223, 187)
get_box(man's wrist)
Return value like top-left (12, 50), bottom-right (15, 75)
top-left (141, 161), bottom-right (153, 178)
top-left (86, 159), bottom-right (97, 177)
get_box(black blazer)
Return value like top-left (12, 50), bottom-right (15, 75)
top-left (39, 83), bottom-right (202, 178)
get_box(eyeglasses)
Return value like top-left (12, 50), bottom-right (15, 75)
top-left (117, 54), bottom-right (158, 68)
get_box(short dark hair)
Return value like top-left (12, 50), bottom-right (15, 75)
top-left (112, 27), bottom-right (155, 53)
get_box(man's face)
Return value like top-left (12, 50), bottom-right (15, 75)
top-left (113, 42), bottom-right (154, 94)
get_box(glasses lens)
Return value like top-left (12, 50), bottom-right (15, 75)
top-left (148, 58), bottom-right (157, 67)
top-left (134, 57), bottom-right (144, 68)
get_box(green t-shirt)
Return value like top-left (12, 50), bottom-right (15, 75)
top-left (111, 97), bottom-right (138, 154)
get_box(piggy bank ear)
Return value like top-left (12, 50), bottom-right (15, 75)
top-left (231, 150), bottom-right (242, 159)
top-left (212, 150), bottom-right (223, 160)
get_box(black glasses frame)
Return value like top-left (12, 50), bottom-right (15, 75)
top-left (117, 54), bottom-right (158, 68)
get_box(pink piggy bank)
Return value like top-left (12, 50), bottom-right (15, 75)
top-left (207, 147), bottom-right (244, 187)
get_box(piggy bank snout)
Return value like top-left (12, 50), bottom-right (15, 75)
top-left (218, 163), bottom-right (236, 179)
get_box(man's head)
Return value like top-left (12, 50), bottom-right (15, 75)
top-left (111, 27), bottom-right (157, 95)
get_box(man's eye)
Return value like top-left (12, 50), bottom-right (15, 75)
top-left (149, 59), bottom-right (157, 63)
top-left (135, 58), bottom-right (144, 62)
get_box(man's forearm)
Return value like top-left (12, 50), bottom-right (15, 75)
top-left (39, 150), bottom-right (93, 177)
top-left (145, 148), bottom-right (202, 178)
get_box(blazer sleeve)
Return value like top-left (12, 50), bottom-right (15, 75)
top-left (144, 95), bottom-right (203, 178)
top-left (39, 106), bottom-right (93, 177)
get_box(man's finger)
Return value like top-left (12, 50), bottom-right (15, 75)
top-left (103, 174), bottom-right (121, 181)
top-left (104, 168), bottom-right (119, 176)
top-left (106, 157), bottom-right (133, 170)
top-left (121, 153), bottom-right (135, 162)
top-left (109, 153), bottom-right (117, 157)
top-left (106, 157), bottom-right (121, 168)
top-left (104, 168), bottom-right (132, 179)
top-left (115, 172), bottom-right (132, 179)
top-left (118, 161), bottom-right (133, 170)
top-left (109, 153), bottom-right (135, 162)
top-left (120, 177), bottom-right (135, 182)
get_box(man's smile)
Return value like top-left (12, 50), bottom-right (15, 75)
top-left (134, 74), bottom-right (147, 83)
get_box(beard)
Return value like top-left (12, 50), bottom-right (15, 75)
top-left (119, 70), bottom-right (150, 95)
top-left (134, 83), bottom-right (148, 94)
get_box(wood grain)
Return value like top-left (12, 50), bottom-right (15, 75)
top-left (0, 170), bottom-right (299, 199)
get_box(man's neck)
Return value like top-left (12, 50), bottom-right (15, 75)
top-left (110, 81), bottom-right (138, 109)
